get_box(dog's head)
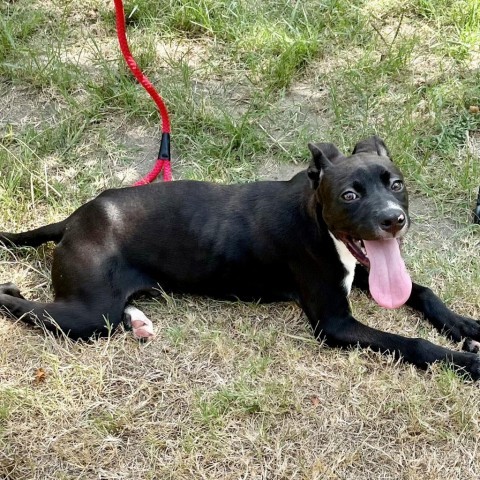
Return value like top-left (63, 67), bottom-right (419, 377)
top-left (307, 136), bottom-right (409, 242)
top-left (307, 136), bottom-right (412, 309)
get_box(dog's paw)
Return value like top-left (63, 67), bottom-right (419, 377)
top-left (123, 306), bottom-right (155, 340)
top-left (0, 283), bottom-right (24, 299)
top-left (463, 337), bottom-right (480, 354)
top-left (465, 355), bottom-right (480, 381)
top-left (450, 315), bottom-right (480, 342)
top-left (452, 353), bottom-right (480, 381)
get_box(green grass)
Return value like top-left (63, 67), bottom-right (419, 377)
top-left (1, 0), bottom-right (480, 478)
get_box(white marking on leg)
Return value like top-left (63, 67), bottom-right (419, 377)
top-left (468, 339), bottom-right (480, 353)
top-left (124, 305), bottom-right (155, 340)
top-left (329, 232), bottom-right (357, 295)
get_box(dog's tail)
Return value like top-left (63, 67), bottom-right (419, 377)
top-left (0, 220), bottom-right (67, 248)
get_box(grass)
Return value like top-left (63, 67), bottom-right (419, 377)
top-left (1, 0), bottom-right (480, 478)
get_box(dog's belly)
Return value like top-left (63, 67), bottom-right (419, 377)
top-left (141, 254), bottom-right (297, 303)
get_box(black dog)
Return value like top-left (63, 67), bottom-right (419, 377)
top-left (1, 136), bottom-right (479, 378)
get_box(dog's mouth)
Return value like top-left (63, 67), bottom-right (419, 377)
top-left (339, 235), bottom-right (370, 267)
top-left (339, 235), bottom-right (405, 266)
top-left (337, 234), bottom-right (412, 310)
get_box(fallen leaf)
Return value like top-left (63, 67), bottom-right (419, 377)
top-left (310, 395), bottom-right (321, 407)
top-left (34, 368), bottom-right (47, 384)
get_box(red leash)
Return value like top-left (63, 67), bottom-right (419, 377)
top-left (113, 0), bottom-right (172, 184)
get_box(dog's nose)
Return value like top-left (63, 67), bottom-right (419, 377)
top-left (380, 210), bottom-right (406, 235)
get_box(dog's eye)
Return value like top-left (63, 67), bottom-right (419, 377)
top-left (341, 191), bottom-right (359, 202)
top-left (391, 180), bottom-right (404, 192)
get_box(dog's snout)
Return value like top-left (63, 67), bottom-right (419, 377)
top-left (380, 209), bottom-right (406, 235)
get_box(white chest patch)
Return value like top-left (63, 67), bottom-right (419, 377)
top-left (328, 232), bottom-right (357, 295)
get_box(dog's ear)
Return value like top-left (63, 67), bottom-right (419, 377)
top-left (352, 136), bottom-right (391, 159)
top-left (307, 142), bottom-right (342, 189)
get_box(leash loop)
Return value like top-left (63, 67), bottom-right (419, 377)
top-left (113, 0), bottom-right (172, 184)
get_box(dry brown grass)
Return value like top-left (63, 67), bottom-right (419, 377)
top-left (1, 290), bottom-right (480, 479)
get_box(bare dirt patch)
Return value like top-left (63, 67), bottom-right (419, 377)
top-left (1, 84), bottom-right (58, 128)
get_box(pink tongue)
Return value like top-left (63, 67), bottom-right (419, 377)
top-left (363, 239), bottom-right (412, 309)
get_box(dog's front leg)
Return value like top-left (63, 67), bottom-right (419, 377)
top-left (406, 284), bottom-right (480, 351)
top-left (294, 266), bottom-right (480, 379)
top-left (319, 313), bottom-right (480, 378)
top-left (353, 265), bottom-right (480, 351)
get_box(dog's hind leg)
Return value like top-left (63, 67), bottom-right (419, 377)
top-left (1, 249), bottom-right (156, 339)
top-left (123, 306), bottom-right (155, 340)
top-left (0, 288), bottom-right (126, 339)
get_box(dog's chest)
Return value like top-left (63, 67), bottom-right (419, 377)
top-left (329, 233), bottom-right (357, 295)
